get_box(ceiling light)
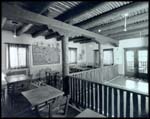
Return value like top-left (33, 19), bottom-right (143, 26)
top-left (98, 29), bottom-right (101, 32)
top-left (13, 34), bottom-right (16, 38)
top-left (124, 13), bottom-right (129, 17)
top-left (13, 26), bottom-right (17, 38)
top-left (123, 28), bottom-right (127, 32)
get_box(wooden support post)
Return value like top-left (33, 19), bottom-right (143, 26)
top-left (61, 35), bottom-right (69, 95)
top-left (61, 35), bottom-right (69, 77)
top-left (98, 43), bottom-right (103, 81)
top-left (2, 17), bottom-right (7, 28)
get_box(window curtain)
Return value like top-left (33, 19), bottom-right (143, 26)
top-left (8, 44), bottom-right (28, 69)
top-left (103, 50), bottom-right (113, 65)
top-left (69, 48), bottom-right (77, 64)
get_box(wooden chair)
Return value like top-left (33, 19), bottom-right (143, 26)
top-left (1, 88), bottom-right (5, 103)
top-left (39, 95), bottom-right (70, 117)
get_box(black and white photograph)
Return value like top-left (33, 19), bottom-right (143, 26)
top-left (1, 1), bottom-right (149, 118)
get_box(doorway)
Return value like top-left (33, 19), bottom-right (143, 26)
top-left (94, 50), bottom-right (99, 66)
top-left (124, 47), bottom-right (148, 79)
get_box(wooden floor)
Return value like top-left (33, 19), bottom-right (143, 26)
top-left (105, 75), bottom-right (148, 94)
top-left (1, 89), bottom-right (80, 118)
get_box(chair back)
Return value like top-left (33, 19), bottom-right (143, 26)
top-left (51, 95), bottom-right (70, 116)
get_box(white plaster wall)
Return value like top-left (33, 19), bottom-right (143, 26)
top-left (2, 30), bottom-right (62, 79)
top-left (1, 30), bottom-right (87, 79)
top-left (2, 30), bottom-right (148, 77)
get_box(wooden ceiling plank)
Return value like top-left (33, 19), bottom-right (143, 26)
top-left (89, 12), bottom-right (148, 32)
top-left (16, 2), bottom-right (52, 36)
top-left (76, 2), bottom-right (148, 29)
top-left (55, 2), bottom-right (102, 22)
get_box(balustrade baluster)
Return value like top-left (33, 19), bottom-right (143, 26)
top-left (114, 88), bottom-right (118, 117)
top-left (78, 79), bottom-right (81, 105)
top-left (99, 84), bottom-right (102, 114)
top-left (91, 83), bottom-right (94, 110)
top-left (120, 90), bottom-right (124, 117)
top-left (133, 93), bottom-right (138, 117)
top-left (141, 95), bottom-right (146, 116)
top-left (126, 91), bottom-right (131, 117)
top-left (84, 81), bottom-right (87, 108)
top-left (104, 86), bottom-right (107, 116)
top-left (95, 83), bottom-right (98, 112)
top-left (75, 78), bottom-right (78, 104)
top-left (88, 81), bottom-right (90, 108)
top-left (108, 87), bottom-right (112, 117)
top-left (73, 77), bottom-right (75, 103)
top-left (81, 80), bottom-right (84, 106)
top-left (69, 77), bottom-right (73, 102)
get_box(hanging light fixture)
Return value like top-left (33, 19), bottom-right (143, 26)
top-left (140, 31), bottom-right (142, 40)
top-left (13, 27), bottom-right (17, 38)
top-left (123, 13), bottom-right (128, 32)
top-left (98, 29), bottom-right (101, 32)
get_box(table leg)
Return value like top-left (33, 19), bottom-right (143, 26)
top-left (35, 105), bottom-right (41, 117)
top-left (49, 103), bottom-right (52, 117)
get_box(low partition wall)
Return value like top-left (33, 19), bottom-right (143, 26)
top-left (68, 76), bottom-right (149, 117)
top-left (69, 65), bottom-right (118, 83)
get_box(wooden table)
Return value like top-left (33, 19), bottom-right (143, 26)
top-left (5, 74), bottom-right (30, 84)
top-left (2, 78), bottom-right (7, 89)
top-left (1, 73), bottom-right (7, 101)
top-left (76, 109), bottom-right (106, 117)
top-left (5, 74), bottom-right (31, 94)
top-left (21, 85), bottom-right (64, 117)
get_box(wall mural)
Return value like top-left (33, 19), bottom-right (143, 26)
top-left (32, 45), bottom-right (60, 65)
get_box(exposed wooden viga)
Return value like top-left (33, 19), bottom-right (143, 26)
top-left (69, 65), bottom-right (118, 83)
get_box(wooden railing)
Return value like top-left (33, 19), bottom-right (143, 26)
top-left (69, 65), bottom-right (118, 83)
top-left (68, 76), bottom-right (149, 117)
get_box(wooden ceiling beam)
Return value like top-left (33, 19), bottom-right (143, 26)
top-left (16, 2), bottom-right (52, 36)
top-left (101, 21), bottom-right (148, 36)
top-left (75, 2), bottom-right (148, 29)
top-left (73, 38), bottom-right (91, 42)
top-left (2, 3), bottom-right (118, 45)
top-left (79, 40), bottom-right (93, 44)
top-left (16, 24), bottom-right (33, 36)
top-left (31, 26), bottom-right (50, 38)
top-left (45, 32), bottom-right (60, 39)
top-left (55, 2), bottom-right (102, 22)
top-left (69, 36), bottom-right (85, 41)
top-left (89, 12), bottom-right (148, 32)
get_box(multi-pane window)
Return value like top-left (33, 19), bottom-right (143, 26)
top-left (8, 44), bottom-right (28, 69)
top-left (138, 50), bottom-right (147, 73)
top-left (69, 48), bottom-right (77, 64)
top-left (103, 49), bottom-right (114, 66)
top-left (126, 51), bottom-right (135, 72)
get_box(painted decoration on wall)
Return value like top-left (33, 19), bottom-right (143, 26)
top-left (32, 45), bottom-right (60, 65)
